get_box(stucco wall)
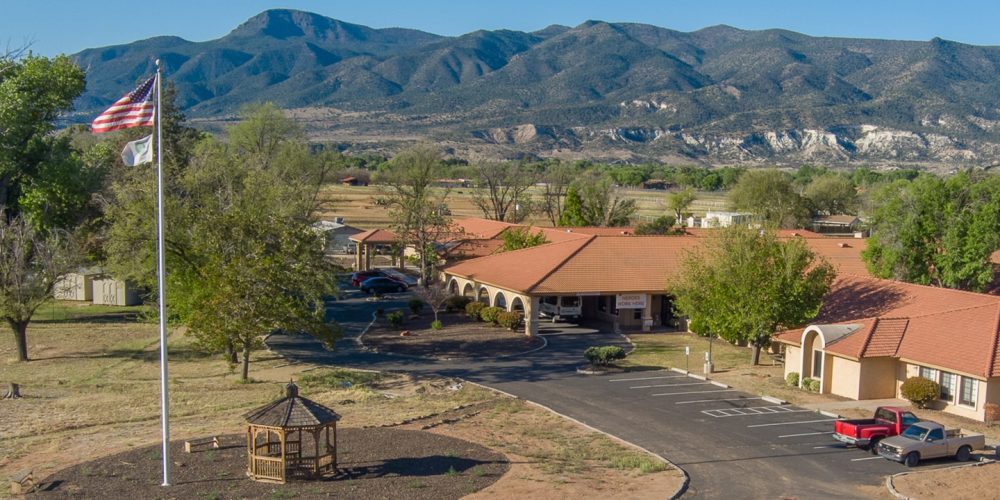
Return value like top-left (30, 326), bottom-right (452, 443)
top-left (828, 355), bottom-right (860, 399)
top-left (858, 358), bottom-right (898, 400)
top-left (897, 362), bottom-right (987, 422)
top-left (784, 345), bottom-right (802, 380)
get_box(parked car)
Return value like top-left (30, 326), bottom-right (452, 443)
top-left (381, 268), bottom-right (418, 286)
top-left (360, 277), bottom-right (407, 295)
top-left (877, 421), bottom-right (986, 467)
top-left (538, 296), bottom-right (582, 320)
top-left (350, 270), bottom-right (387, 286)
top-left (833, 406), bottom-right (920, 453)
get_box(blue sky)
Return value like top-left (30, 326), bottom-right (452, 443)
top-left (4, 0), bottom-right (1000, 56)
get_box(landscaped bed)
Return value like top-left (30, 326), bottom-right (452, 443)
top-left (364, 312), bottom-right (544, 359)
top-left (35, 428), bottom-right (508, 499)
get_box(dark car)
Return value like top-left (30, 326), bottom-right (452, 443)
top-left (350, 270), bottom-right (387, 286)
top-left (360, 277), bottom-right (407, 295)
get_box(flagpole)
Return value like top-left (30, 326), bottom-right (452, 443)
top-left (154, 58), bottom-right (171, 487)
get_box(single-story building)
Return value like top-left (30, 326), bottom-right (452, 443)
top-left (311, 218), bottom-right (364, 255)
top-left (686, 211), bottom-right (753, 229)
top-left (441, 219), bottom-right (868, 337)
top-left (773, 275), bottom-right (1000, 422)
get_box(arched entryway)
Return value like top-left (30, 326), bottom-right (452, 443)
top-left (510, 297), bottom-right (524, 313)
top-left (448, 278), bottom-right (459, 295)
top-left (494, 291), bottom-right (507, 309)
top-left (477, 286), bottom-right (490, 304)
top-left (462, 283), bottom-right (475, 298)
top-left (801, 329), bottom-right (823, 384)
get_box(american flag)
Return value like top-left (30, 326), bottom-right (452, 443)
top-left (91, 76), bottom-right (156, 133)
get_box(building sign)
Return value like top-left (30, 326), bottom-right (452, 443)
top-left (616, 293), bottom-right (647, 309)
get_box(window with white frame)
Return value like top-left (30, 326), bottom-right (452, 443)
top-left (938, 372), bottom-right (956, 401)
top-left (919, 366), bottom-right (936, 380)
top-left (959, 377), bottom-right (979, 407)
top-left (812, 350), bottom-right (823, 378)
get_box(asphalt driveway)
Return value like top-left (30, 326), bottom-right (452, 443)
top-left (268, 290), bottom-right (952, 499)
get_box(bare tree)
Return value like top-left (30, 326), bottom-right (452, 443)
top-left (540, 163), bottom-right (574, 226)
top-left (0, 215), bottom-right (78, 361)
top-left (470, 161), bottom-right (535, 222)
top-left (415, 282), bottom-right (451, 323)
top-left (380, 146), bottom-right (452, 284)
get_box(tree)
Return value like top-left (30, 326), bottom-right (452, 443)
top-left (105, 103), bottom-right (339, 377)
top-left (380, 146), bottom-right (452, 284)
top-left (667, 188), bottom-right (697, 222)
top-left (728, 169), bottom-right (810, 228)
top-left (559, 173), bottom-right (637, 227)
top-left (471, 161), bottom-right (535, 222)
top-left (672, 227), bottom-right (835, 365)
top-left (0, 215), bottom-right (78, 361)
top-left (634, 215), bottom-right (678, 235)
top-left (0, 54), bottom-right (88, 224)
top-left (500, 226), bottom-right (548, 251)
top-left (184, 211), bottom-right (338, 380)
top-left (558, 186), bottom-right (587, 226)
top-left (540, 162), bottom-right (575, 226)
top-left (415, 282), bottom-right (451, 324)
top-left (803, 174), bottom-right (858, 215)
top-left (862, 173), bottom-right (1000, 291)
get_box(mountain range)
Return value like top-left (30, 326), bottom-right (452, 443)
top-left (71, 9), bottom-right (1000, 167)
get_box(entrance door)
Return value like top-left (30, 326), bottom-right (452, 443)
top-left (660, 296), bottom-right (674, 326)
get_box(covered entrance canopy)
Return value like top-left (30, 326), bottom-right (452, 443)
top-left (349, 229), bottom-right (403, 271)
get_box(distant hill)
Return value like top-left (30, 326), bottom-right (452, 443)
top-left (71, 9), bottom-right (1000, 167)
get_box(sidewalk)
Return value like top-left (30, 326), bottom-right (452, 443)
top-left (801, 397), bottom-right (908, 413)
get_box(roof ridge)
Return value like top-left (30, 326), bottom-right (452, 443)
top-left (900, 301), bottom-right (1000, 320)
top-left (857, 317), bottom-right (880, 357)
top-left (986, 303), bottom-right (1000, 377)
top-left (838, 273), bottom-right (1000, 302)
top-left (527, 235), bottom-right (597, 292)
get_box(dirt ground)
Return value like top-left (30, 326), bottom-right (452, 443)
top-left (364, 312), bottom-right (544, 359)
top-left (0, 302), bottom-right (683, 499)
top-left (36, 428), bottom-right (508, 499)
top-left (890, 463), bottom-right (1000, 500)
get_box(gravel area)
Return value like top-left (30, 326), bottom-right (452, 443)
top-left (35, 427), bottom-right (508, 499)
top-left (365, 312), bottom-right (544, 358)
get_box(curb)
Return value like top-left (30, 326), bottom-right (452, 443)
top-left (885, 457), bottom-right (998, 500)
top-left (688, 373), bottom-right (708, 381)
top-left (762, 396), bottom-right (788, 405)
top-left (465, 380), bottom-right (690, 500)
top-left (358, 313), bottom-right (549, 361)
top-left (818, 410), bottom-right (842, 419)
top-left (669, 367), bottom-right (689, 375)
top-left (620, 332), bottom-right (637, 355)
top-left (710, 381), bottom-right (729, 388)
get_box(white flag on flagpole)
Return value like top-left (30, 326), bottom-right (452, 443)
top-left (121, 134), bottom-right (154, 166)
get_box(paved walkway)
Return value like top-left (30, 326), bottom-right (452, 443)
top-left (803, 398), bottom-right (909, 413)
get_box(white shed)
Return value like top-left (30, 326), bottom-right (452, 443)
top-left (92, 278), bottom-right (142, 306)
top-left (54, 269), bottom-right (102, 301)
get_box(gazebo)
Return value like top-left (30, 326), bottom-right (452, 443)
top-left (244, 381), bottom-right (340, 483)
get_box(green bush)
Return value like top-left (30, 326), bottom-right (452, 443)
top-left (444, 295), bottom-right (472, 313)
top-left (808, 379), bottom-right (821, 392)
top-left (584, 346), bottom-right (627, 366)
top-left (497, 311), bottom-right (523, 331)
top-left (387, 310), bottom-right (405, 330)
top-left (430, 319), bottom-right (443, 330)
top-left (785, 372), bottom-right (800, 387)
top-left (465, 301), bottom-right (486, 319)
top-left (479, 306), bottom-right (503, 324)
top-left (407, 299), bottom-right (424, 315)
top-left (901, 376), bottom-right (940, 408)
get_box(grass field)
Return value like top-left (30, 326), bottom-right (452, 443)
top-left (0, 302), bottom-right (683, 498)
top-left (318, 184), bottom-right (730, 229)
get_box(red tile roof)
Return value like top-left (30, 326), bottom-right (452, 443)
top-left (451, 218), bottom-right (519, 240)
top-left (775, 276), bottom-right (1000, 378)
top-left (444, 236), bottom-right (594, 292)
top-left (349, 228), bottom-right (399, 244)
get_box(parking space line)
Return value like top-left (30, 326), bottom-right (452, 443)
top-left (851, 456), bottom-right (883, 462)
top-left (608, 374), bottom-right (684, 382)
top-left (629, 382), bottom-right (710, 389)
top-left (701, 406), bottom-right (813, 418)
top-left (676, 397), bottom-right (764, 405)
top-left (651, 389), bottom-right (736, 396)
top-left (748, 418), bottom-right (837, 428)
top-left (779, 431), bottom-right (833, 438)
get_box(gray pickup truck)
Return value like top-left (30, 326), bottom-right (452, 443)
top-left (877, 421), bottom-right (985, 467)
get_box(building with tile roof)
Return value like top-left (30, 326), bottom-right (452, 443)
top-left (773, 275), bottom-right (1000, 422)
top-left (441, 219), bottom-right (870, 338)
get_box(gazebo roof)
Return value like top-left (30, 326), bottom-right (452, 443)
top-left (244, 382), bottom-right (341, 428)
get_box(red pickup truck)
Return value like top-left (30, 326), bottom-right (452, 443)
top-left (833, 406), bottom-right (920, 453)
